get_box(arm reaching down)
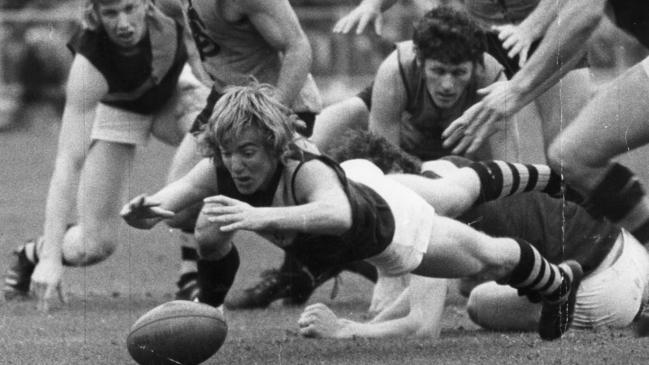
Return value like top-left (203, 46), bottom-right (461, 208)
top-left (299, 276), bottom-right (448, 338)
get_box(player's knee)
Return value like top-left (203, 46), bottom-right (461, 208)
top-left (194, 229), bottom-right (231, 259)
top-left (547, 138), bottom-right (594, 182)
top-left (62, 226), bottom-right (117, 266)
top-left (546, 139), bottom-right (566, 173)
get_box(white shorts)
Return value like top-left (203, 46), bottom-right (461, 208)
top-left (92, 65), bottom-right (208, 146)
top-left (572, 230), bottom-right (649, 329)
top-left (341, 159), bottom-right (434, 276)
top-left (469, 230), bottom-right (649, 330)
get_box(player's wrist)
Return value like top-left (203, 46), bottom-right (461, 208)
top-left (336, 319), bottom-right (359, 339)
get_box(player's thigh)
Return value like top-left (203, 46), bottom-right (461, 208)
top-left (549, 60), bottom-right (649, 169)
top-left (573, 232), bottom-right (649, 328)
top-left (151, 66), bottom-right (209, 146)
top-left (535, 68), bottom-right (591, 145)
top-left (467, 281), bottom-right (540, 331)
top-left (77, 140), bottom-right (136, 238)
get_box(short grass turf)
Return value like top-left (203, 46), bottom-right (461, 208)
top-left (1, 106), bottom-right (649, 364)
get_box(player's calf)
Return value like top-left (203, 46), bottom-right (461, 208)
top-left (538, 260), bottom-right (583, 341)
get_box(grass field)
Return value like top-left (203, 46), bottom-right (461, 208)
top-left (1, 105), bottom-right (649, 364)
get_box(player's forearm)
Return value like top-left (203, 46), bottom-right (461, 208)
top-left (370, 286), bottom-right (412, 323)
top-left (340, 317), bottom-right (422, 338)
top-left (276, 37), bottom-right (311, 107)
top-left (509, 0), bottom-right (604, 103)
top-left (258, 201), bottom-right (352, 235)
top-left (515, 0), bottom-right (559, 39)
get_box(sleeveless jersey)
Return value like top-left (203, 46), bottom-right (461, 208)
top-left (465, 0), bottom-right (540, 28)
top-left (608, 0), bottom-right (649, 49)
top-left (214, 152), bottom-right (395, 268)
top-left (396, 41), bottom-right (504, 160)
top-left (460, 192), bottom-right (619, 275)
top-left (67, 0), bottom-right (187, 114)
top-left (185, 0), bottom-right (322, 114)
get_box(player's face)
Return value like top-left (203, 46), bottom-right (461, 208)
top-left (423, 59), bottom-right (474, 109)
top-left (219, 129), bottom-right (280, 195)
top-left (96, 0), bottom-right (148, 50)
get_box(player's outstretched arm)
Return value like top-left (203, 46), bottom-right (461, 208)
top-left (121, 158), bottom-right (217, 229)
top-left (299, 276), bottom-right (447, 338)
top-left (443, 0), bottom-right (605, 155)
top-left (201, 160), bottom-right (352, 235)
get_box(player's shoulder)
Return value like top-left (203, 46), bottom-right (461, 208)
top-left (155, 0), bottom-right (185, 22)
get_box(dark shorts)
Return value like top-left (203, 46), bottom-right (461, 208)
top-left (190, 86), bottom-right (317, 137)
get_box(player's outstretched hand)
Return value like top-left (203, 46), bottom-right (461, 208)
top-left (120, 194), bottom-right (174, 229)
top-left (31, 259), bottom-right (67, 313)
top-left (298, 303), bottom-right (352, 338)
top-left (333, 3), bottom-right (384, 35)
top-left (493, 24), bottom-right (538, 68)
top-left (202, 195), bottom-right (267, 232)
top-left (442, 81), bottom-right (523, 155)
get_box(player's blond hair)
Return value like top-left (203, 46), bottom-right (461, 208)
top-left (200, 82), bottom-right (300, 165)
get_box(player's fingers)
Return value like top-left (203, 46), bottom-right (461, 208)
top-left (464, 108), bottom-right (488, 136)
top-left (355, 13), bottom-right (370, 35)
top-left (441, 116), bottom-right (466, 139)
top-left (57, 283), bottom-right (68, 305)
top-left (507, 42), bottom-right (523, 60)
top-left (204, 195), bottom-right (237, 205)
top-left (332, 17), bottom-right (345, 33)
top-left (36, 285), bottom-right (55, 313)
top-left (442, 127), bottom-right (464, 148)
top-left (218, 221), bottom-right (242, 232)
top-left (202, 205), bottom-right (238, 215)
top-left (501, 35), bottom-right (517, 50)
top-left (451, 135), bottom-right (473, 155)
top-left (373, 14), bottom-right (383, 36)
top-left (299, 325), bottom-right (316, 337)
top-left (149, 206), bottom-right (175, 218)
